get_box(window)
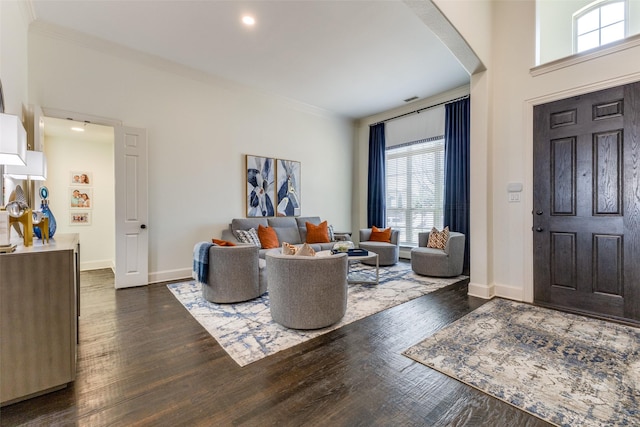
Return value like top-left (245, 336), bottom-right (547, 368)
top-left (386, 137), bottom-right (444, 247)
top-left (574, 0), bottom-right (626, 53)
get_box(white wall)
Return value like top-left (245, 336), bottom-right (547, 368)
top-left (0, 0), bottom-right (29, 117)
top-left (28, 25), bottom-right (354, 283)
top-left (0, 1), bottom-right (30, 208)
top-left (44, 133), bottom-right (115, 271)
top-left (432, 0), bottom-right (495, 298)
top-left (435, 0), bottom-right (640, 301)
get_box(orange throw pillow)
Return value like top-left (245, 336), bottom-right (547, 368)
top-left (306, 221), bottom-right (330, 243)
top-left (257, 225), bottom-right (279, 249)
top-left (369, 226), bottom-right (392, 243)
top-left (212, 238), bottom-right (236, 247)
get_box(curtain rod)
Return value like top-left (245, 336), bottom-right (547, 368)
top-left (372, 95), bottom-right (469, 126)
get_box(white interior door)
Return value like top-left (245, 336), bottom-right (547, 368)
top-left (114, 126), bottom-right (148, 288)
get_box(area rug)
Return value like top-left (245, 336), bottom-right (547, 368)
top-left (403, 298), bottom-right (640, 427)
top-left (168, 262), bottom-right (462, 366)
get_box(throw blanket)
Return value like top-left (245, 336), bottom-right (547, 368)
top-left (193, 242), bottom-right (213, 285)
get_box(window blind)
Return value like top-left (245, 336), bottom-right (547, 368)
top-left (386, 137), bottom-right (445, 246)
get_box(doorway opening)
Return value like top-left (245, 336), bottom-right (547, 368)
top-left (43, 116), bottom-right (115, 272)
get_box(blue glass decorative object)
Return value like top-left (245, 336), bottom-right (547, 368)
top-left (34, 186), bottom-right (56, 239)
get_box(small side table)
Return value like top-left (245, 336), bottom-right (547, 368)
top-left (333, 231), bottom-right (352, 241)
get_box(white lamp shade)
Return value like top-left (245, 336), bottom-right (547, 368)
top-left (0, 113), bottom-right (27, 166)
top-left (4, 150), bottom-right (47, 180)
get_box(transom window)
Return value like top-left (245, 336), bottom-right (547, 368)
top-left (574, 0), bottom-right (626, 53)
top-left (386, 137), bottom-right (444, 247)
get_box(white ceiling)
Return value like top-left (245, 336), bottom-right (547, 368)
top-left (44, 116), bottom-right (114, 143)
top-left (29, 0), bottom-right (471, 119)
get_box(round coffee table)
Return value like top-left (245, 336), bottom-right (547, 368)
top-left (317, 250), bottom-right (379, 285)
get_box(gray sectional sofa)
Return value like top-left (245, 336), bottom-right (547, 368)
top-left (220, 216), bottom-right (341, 258)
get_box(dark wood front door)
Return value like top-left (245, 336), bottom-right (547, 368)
top-left (533, 82), bottom-right (640, 324)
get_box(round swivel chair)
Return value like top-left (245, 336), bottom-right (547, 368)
top-left (266, 251), bottom-right (348, 329)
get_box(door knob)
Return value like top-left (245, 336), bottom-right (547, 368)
top-left (140, 224), bottom-right (147, 229)
top-left (536, 227), bottom-right (544, 232)
top-left (536, 210), bottom-right (543, 215)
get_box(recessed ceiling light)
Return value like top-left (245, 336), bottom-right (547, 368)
top-left (71, 127), bottom-right (85, 132)
top-left (242, 15), bottom-right (255, 26)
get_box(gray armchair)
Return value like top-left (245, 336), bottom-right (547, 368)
top-left (201, 244), bottom-right (267, 303)
top-left (358, 228), bottom-right (400, 266)
top-left (411, 231), bottom-right (465, 277)
top-left (266, 252), bottom-right (348, 329)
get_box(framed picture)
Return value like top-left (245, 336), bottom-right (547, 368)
top-left (246, 155), bottom-right (275, 217)
top-left (276, 159), bottom-right (301, 217)
top-left (70, 212), bottom-right (91, 225)
top-left (69, 187), bottom-right (93, 209)
top-left (70, 171), bottom-right (92, 185)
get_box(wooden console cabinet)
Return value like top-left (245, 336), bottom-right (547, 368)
top-left (0, 233), bottom-right (80, 406)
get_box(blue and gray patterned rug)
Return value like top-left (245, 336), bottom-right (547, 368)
top-left (168, 262), bottom-right (463, 366)
top-left (403, 298), bottom-right (640, 427)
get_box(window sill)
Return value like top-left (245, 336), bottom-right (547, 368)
top-left (531, 33), bottom-right (640, 77)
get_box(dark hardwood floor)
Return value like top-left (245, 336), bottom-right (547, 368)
top-left (1, 267), bottom-right (551, 426)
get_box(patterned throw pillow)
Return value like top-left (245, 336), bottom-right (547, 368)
top-left (328, 224), bottom-right (335, 241)
top-left (427, 226), bottom-right (449, 249)
top-left (234, 228), bottom-right (261, 247)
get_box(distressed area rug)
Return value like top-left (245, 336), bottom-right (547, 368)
top-left (403, 298), bottom-right (640, 427)
top-left (168, 262), bottom-right (463, 366)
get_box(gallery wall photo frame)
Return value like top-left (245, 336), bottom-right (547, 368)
top-left (276, 158), bottom-right (301, 217)
top-left (69, 187), bottom-right (93, 209)
top-left (70, 212), bottom-right (91, 226)
top-left (245, 154), bottom-right (276, 217)
top-left (70, 171), bottom-right (92, 185)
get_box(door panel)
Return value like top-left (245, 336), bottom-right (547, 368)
top-left (114, 126), bottom-right (148, 288)
top-left (533, 82), bottom-right (640, 323)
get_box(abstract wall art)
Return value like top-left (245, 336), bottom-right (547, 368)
top-left (276, 159), bottom-right (301, 217)
top-left (246, 155), bottom-right (275, 217)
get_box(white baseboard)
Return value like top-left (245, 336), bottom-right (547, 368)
top-left (494, 282), bottom-right (524, 301)
top-left (467, 281), bottom-right (495, 299)
top-left (80, 259), bottom-right (115, 272)
top-left (148, 267), bottom-right (192, 284)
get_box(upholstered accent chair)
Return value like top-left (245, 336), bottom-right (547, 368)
top-left (266, 251), bottom-right (348, 329)
top-left (358, 228), bottom-right (400, 266)
top-left (201, 245), bottom-right (267, 303)
top-left (411, 231), bottom-right (465, 277)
